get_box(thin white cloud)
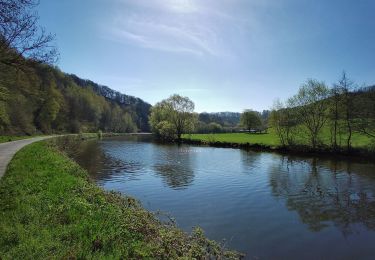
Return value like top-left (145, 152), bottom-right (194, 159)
top-left (104, 0), bottom-right (246, 57)
top-left (114, 0), bottom-right (199, 14)
top-left (110, 18), bottom-right (213, 56)
top-left (102, 0), bottom-right (284, 58)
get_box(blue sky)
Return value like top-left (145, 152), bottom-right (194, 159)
top-left (37, 0), bottom-right (375, 112)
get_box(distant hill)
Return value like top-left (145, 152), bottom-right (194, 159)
top-left (198, 110), bottom-right (270, 128)
top-left (0, 60), bottom-right (151, 135)
top-left (198, 112), bottom-right (241, 127)
top-left (69, 74), bottom-right (151, 131)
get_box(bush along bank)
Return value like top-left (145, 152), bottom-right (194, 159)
top-left (0, 140), bottom-right (243, 259)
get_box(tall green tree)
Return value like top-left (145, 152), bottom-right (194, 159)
top-left (337, 72), bottom-right (355, 150)
top-left (240, 110), bottom-right (262, 133)
top-left (270, 99), bottom-right (297, 146)
top-left (149, 94), bottom-right (196, 141)
top-left (291, 79), bottom-right (330, 149)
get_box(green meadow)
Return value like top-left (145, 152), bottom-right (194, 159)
top-left (184, 127), bottom-right (374, 149)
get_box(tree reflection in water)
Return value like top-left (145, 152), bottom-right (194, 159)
top-left (152, 145), bottom-right (195, 190)
top-left (70, 137), bottom-right (197, 189)
top-left (73, 140), bottom-right (143, 182)
top-left (269, 155), bottom-right (375, 236)
top-left (67, 137), bottom-right (375, 257)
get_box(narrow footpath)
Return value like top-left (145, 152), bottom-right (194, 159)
top-left (0, 136), bottom-right (53, 179)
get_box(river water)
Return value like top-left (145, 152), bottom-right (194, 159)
top-left (73, 135), bottom-right (375, 259)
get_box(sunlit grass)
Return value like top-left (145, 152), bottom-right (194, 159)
top-left (185, 132), bottom-right (280, 146)
top-left (185, 127), bottom-right (373, 149)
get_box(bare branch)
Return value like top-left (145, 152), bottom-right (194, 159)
top-left (0, 0), bottom-right (58, 68)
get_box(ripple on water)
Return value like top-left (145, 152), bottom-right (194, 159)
top-left (73, 137), bottom-right (375, 259)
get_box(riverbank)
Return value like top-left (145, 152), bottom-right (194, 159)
top-left (182, 133), bottom-right (375, 160)
top-left (0, 140), bottom-right (241, 259)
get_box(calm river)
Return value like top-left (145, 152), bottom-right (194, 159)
top-left (73, 135), bottom-right (375, 259)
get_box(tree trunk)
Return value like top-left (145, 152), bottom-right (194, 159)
top-left (333, 102), bottom-right (338, 150)
top-left (347, 120), bottom-right (352, 151)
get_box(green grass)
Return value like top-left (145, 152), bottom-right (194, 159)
top-left (184, 128), bottom-right (374, 149)
top-left (185, 132), bottom-right (280, 147)
top-left (0, 141), bottom-right (241, 259)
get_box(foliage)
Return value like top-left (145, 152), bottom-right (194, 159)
top-left (195, 121), bottom-right (223, 134)
top-left (69, 74), bottom-right (151, 132)
top-left (208, 122), bottom-right (223, 133)
top-left (0, 0), bottom-right (58, 68)
top-left (198, 112), bottom-right (241, 127)
top-left (290, 79), bottom-right (330, 148)
top-left (0, 60), bottom-right (148, 135)
top-left (270, 99), bottom-right (297, 146)
top-left (270, 74), bottom-right (375, 151)
top-left (240, 110), bottom-right (262, 132)
top-left (338, 72), bottom-right (356, 150)
top-left (0, 141), bottom-right (242, 259)
top-left (156, 121), bottom-right (176, 141)
top-left (150, 94), bottom-right (197, 141)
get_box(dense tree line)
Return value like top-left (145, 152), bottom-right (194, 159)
top-left (69, 75), bottom-right (151, 132)
top-left (0, 0), bottom-right (151, 135)
top-left (270, 73), bottom-right (375, 150)
top-left (196, 112), bottom-right (239, 133)
top-left (195, 111), bottom-right (270, 134)
top-left (0, 61), bottom-right (151, 135)
top-left (240, 110), bottom-right (263, 133)
top-left (199, 112), bottom-right (240, 126)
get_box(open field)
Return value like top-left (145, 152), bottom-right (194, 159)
top-left (0, 140), bottom-right (240, 259)
top-left (184, 128), bottom-right (374, 149)
top-left (185, 132), bottom-right (280, 146)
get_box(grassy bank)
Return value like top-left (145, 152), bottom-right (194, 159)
top-left (183, 131), bottom-right (374, 158)
top-left (0, 141), bottom-right (241, 259)
top-left (185, 133), bottom-right (280, 147)
top-left (184, 129), bottom-right (373, 149)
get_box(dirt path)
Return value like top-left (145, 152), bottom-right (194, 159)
top-left (0, 136), bottom-right (54, 179)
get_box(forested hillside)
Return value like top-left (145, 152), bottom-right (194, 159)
top-left (195, 111), bottom-right (270, 133)
top-left (0, 61), bottom-right (151, 135)
top-left (198, 112), bottom-right (241, 127)
top-left (69, 74), bottom-right (151, 131)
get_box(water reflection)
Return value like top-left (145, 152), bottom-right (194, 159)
top-left (69, 136), bottom-right (375, 258)
top-left (72, 140), bottom-right (106, 176)
top-left (269, 156), bottom-right (375, 234)
top-left (240, 150), bottom-right (263, 171)
top-left (73, 137), bottom-right (197, 189)
top-left (73, 140), bottom-right (144, 183)
top-left (152, 145), bottom-right (196, 189)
